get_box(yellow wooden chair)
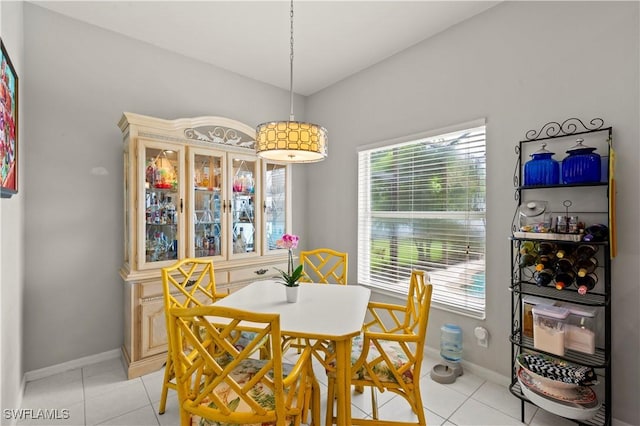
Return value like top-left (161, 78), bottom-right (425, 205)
top-left (159, 258), bottom-right (229, 415)
top-left (299, 248), bottom-right (348, 284)
top-left (168, 305), bottom-right (320, 426)
top-left (284, 248), bottom-right (349, 354)
top-left (325, 270), bottom-right (433, 426)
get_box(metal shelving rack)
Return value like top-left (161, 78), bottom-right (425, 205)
top-left (508, 118), bottom-right (613, 426)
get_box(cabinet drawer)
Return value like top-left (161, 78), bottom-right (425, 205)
top-left (229, 263), bottom-right (286, 283)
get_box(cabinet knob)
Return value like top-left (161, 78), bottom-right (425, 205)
top-left (255, 268), bottom-right (268, 275)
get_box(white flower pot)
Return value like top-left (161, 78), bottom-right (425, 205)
top-left (285, 286), bottom-right (299, 303)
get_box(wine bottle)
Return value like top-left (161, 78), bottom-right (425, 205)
top-left (537, 242), bottom-right (557, 257)
top-left (555, 244), bottom-right (574, 259)
top-left (575, 257), bottom-right (598, 277)
top-left (554, 269), bottom-right (575, 290)
top-left (535, 254), bottom-right (555, 272)
top-left (520, 241), bottom-right (537, 255)
top-left (534, 268), bottom-right (554, 287)
top-left (519, 252), bottom-right (537, 268)
top-left (576, 274), bottom-right (597, 295)
top-left (575, 244), bottom-right (598, 260)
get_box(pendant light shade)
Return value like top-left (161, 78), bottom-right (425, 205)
top-left (256, 120), bottom-right (328, 163)
top-left (256, 0), bottom-right (328, 163)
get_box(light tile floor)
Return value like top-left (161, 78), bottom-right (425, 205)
top-left (17, 351), bottom-right (578, 426)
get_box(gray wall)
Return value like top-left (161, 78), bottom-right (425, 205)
top-left (21, 2), bottom-right (308, 372)
top-left (305, 1), bottom-right (639, 424)
top-left (8, 1), bottom-right (640, 425)
top-left (1, 0), bottom-right (25, 415)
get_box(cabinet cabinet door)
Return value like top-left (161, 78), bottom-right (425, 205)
top-left (138, 139), bottom-right (185, 270)
top-left (188, 147), bottom-right (226, 260)
top-left (262, 161), bottom-right (291, 254)
top-left (228, 154), bottom-right (260, 258)
top-left (139, 298), bottom-right (168, 358)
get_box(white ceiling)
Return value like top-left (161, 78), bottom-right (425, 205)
top-left (32, 1), bottom-right (501, 96)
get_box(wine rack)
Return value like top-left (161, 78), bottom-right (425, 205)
top-left (509, 118), bottom-right (613, 426)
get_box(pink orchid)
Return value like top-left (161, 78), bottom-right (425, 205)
top-left (276, 233), bottom-right (299, 250)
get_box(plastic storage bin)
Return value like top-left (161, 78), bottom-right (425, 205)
top-left (563, 303), bottom-right (597, 355)
top-left (532, 304), bottom-right (569, 356)
top-left (522, 296), bottom-right (553, 338)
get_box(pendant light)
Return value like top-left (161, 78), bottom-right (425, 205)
top-left (256, 0), bottom-right (328, 163)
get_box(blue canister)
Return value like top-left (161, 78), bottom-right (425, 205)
top-left (524, 143), bottom-right (560, 186)
top-left (440, 324), bottom-right (462, 363)
top-left (562, 138), bottom-right (601, 184)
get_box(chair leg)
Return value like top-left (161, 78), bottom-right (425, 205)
top-left (370, 387), bottom-right (378, 420)
top-left (312, 376), bottom-right (321, 426)
top-left (325, 377), bottom-right (335, 426)
top-left (413, 386), bottom-right (427, 425)
top-left (179, 407), bottom-right (190, 426)
top-left (158, 353), bottom-right (172, 414)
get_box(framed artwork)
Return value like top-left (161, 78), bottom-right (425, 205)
top-left (1, 38), bottom-right (18, 198)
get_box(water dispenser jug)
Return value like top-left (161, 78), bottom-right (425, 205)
top-left (431, 323), bottom-right (464, 384)
top-left (440, 323), bottom-right (463, 363)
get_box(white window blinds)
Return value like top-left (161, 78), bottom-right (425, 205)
top-left (357, 123), bottom-right (486, 318)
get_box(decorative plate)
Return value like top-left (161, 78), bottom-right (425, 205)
top-left (518, 368), bottom-right (600, 420)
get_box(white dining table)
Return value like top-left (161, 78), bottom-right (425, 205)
top-left (214, 279), bottom-right (371, 426)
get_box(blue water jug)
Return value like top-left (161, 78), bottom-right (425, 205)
top-left (524, 143), bottom-right (560, 186)
top-left (440, 324), bottom-right (463, 363)
top-left (562, 138), bottom-right (601, 184)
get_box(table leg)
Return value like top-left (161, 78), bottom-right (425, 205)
top-left (334, 339), bottom-right (352, 426)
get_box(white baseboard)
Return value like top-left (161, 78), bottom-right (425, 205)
top-left (423, 345), bottom-right (511, 386)
top-left (24, 348), bottom-right (121, 383)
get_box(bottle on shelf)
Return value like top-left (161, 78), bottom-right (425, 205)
top-left (575, 244), bottom-right (598, 260)
top-left (576, 274), bottom-right (598, 295)
top-left (554, 269), bottom-right (575, 290)
top-left (555, 254), bottom-right (575, 273)
top-left (534, 268), bottom-right (554, 287)
top-left (537, 242), bottom-right (557, 257)
top-left (165, 196), bottom-right (176, 224)
top-left (555, 244), bottom-right (574, 259)
top-left (535, 254), bottom-right (555, 272)
top-left (519, 252), bottom-right (537, 268)
top-left (575, 257), bottom-right (598, 277)
top-left (234, 227), bottom-right (246, 254)
top-left (519, 242), bottom-right (537, 267)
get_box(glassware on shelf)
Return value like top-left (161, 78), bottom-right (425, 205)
top-left (562, 138), bottom-right (601, 184)
top-left (234, 227), bottom-right (247, 253)
top-left (199, 195), bottom-right (214, 224)
top-left (524, 143), bottom-right (560, 186)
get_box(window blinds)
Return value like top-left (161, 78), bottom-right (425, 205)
top-left (357, 124), bottom-right (486, 318)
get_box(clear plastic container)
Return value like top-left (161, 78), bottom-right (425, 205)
top-left (532, 304), bottom-right (569, 356)
top-left (522, 296), bottom-right (552, 338)
top-left (440, 324), bottom-right (462, 363)
top-left (562, 303), bottom-right (597, 355)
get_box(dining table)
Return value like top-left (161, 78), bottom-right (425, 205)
top-left (214, 279), bottom-right (371, 426)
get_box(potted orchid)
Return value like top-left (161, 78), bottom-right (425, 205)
top-left (275, 233), bottom-right (303, 286)
top-left (275, 233), bottom-right (303, 302)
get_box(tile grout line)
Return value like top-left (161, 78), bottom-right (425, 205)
top-left (81, 367), bottom-right (87, 426)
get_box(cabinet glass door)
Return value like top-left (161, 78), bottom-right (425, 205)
top-left (263, 161), bottom-right (291, 254)
top-left (229, 155), bottom-right (259, 257)
top-left (189, 148), bottom-right (225, 259)
top-left (140, 140), bottom-right (184, 269)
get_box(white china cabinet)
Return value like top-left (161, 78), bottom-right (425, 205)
top-left (118, 113), bottom-right (291, 378)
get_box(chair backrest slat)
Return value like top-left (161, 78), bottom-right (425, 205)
top-left (300, 248), bottom-right (348, 284)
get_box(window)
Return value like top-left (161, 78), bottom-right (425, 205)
top-left (357, 121), bottom-right (486, 318)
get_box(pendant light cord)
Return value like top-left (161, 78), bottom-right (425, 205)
top-left (289, 0), bottom-right (295, 121)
